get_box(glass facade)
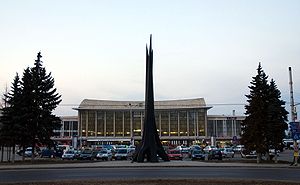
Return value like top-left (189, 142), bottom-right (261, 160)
top-left (53, 116), bottom-right (79, 139)
top-left (207, 116), bottom-right (244, 138)
top-left (78, 109), bottom-right (209, 141)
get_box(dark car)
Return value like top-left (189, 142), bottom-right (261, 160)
top-left (54, 149), bottom-right (64, 158)
top-left (208, 149), bottom-right (222, 160)
top-left (79, 149), bottom-right (93, 160)
top-left (40, 149), bottom-right (55, 158)
top-left (191, 150), bottom-right (205, 160)
top-left (74, 150), bottom-right (81, 160)
top-left (240, 149), bottom-right (257, 158)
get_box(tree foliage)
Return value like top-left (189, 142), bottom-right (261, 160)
top-left (0, 52), bottom-right (62, 161)
top-left (0, 74), bottom-right (23, 147)
top-left (241, 63), bottom-right (288, 162)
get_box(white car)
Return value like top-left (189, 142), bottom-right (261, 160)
top-left (96, 149), bottom-right (112, 161)
top-left (176, 145), bottom-right (189, 151)
top-left (62, 150), bottom-right (76, 160)
top-left (24, 147), bottom-right (38, 157)
top-left (233, 145), bottom-right (244, 153)
top-left (114, 148), bottom-right (129, 160)
top-left (220, 148), bottom-right (234, 158)
top-left (203, 146), bottom-right (218, 153)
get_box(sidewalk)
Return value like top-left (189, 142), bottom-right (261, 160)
top-left (0, 160), bottom-right (296, 170)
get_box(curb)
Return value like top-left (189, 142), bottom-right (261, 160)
top-left (0, 161), bottom-right (296, 170)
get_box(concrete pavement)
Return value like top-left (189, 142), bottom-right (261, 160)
top-left (0, 160), bottom-right (297, 170)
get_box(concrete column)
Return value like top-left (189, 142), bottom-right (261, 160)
top-left (85, 111), bottom-right (88, 137)
top-left (234, 119), bottom-right (237, 136)
top-left (187, 111), bottom-right (189, 137)
top-left (204, 111), bottom-right (208, 138)
top-left (130, 110), bottom-right (133, 138)
top-left (79, 112), bottom-right (82, 147)
top-left (113, 112), bottom-right (116, 137)
top-left (196, 112), bottom-right (199, 137)
top-left (232, 119), bottom-right (234, 137)
top-left (122, 112), bottom-right (125, 137)
top-left (223, 120), bottom-right (227, 137)
top-left (168, 112), bottom-right (171, 137)
top-left (178, 112), bottom-right (180, 137)
top-left (104, 112), bottom-right (107, 137)
top-left (95, 111), bottom-right (97, 137)
top-left (159, 112), bottom-right (162, 137)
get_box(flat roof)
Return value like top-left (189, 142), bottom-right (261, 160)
top-left (75, 98), bottom-right (211, 110)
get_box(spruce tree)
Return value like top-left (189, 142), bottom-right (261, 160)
top-left (241, 63), bottom-right (270, 163)
top-left (0, 74), bottom-right (23, 163)
top-left (19, 67), bottom-right (35, 160)
top-left (266, 79), bottom-right (288, 154)
top-left (242, 64), bottom-right (289, 163)
top-left (29, 52), bottom-right (61, 159)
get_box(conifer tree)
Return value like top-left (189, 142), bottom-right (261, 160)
top-left (241, 63), bottom-right (270, 163)
top-left (19, 67), bottom-right (35, 160)
top-left (26, 52), bottom-right (62, 161)
top-left (242, 64), bottom-right (289, 163)
top-left (0, 74), bottom-right (23, 163)
top-left (266, 79), bottom-right (288, 154)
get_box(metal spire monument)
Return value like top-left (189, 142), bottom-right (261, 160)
top-left (133, 35), bottom-right (170, 162)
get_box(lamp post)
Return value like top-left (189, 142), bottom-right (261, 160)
top-left (295, 103), bottom-right (299, 121)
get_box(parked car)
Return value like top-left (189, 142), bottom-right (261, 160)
top-left (62, 150), bottom-right (76, 160)
top-left (233, 145), bottom-right (244, 153)
top-left (176, 145), bottom-right (189, 151)
top-left (40, 149), bottom-right (55, 158)
top-left (203, 146), bottom-right (218, 153)
top-left (220, 148), bottom-right (234, 158)
top-left (167, 149), bottom-right (183, 160)
top-left (24, 147), bottom-right (39, 157)
top-left (191, 150), bottom-right (205, 160)
top-left (127, 148), bottom-right (136, 160)
top-left (16, 149), bottom-right (24, 156)
top-left (208, 149), bottom-right (222, 160)
top-left (79, 149), bottom-right (93, 160)
top-left (190, 145), bottom-right (202, 152)
top-left (181, 148), bottom-right (190, 158)
top-left (96, 149), bottom-right (112, 161)
top-left (240, 149), bottom-right (257, 158)
top-left (102, 144), bottom-right (115, 152)
top-left (114, 148), bottom-right (129, 160)
top-left (283, 139), bottom-right (294, 149)
top-left (74, 150), bottom-right (82, 160)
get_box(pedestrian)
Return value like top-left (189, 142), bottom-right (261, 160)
top-left (290, 142), bottom-right (299, 166)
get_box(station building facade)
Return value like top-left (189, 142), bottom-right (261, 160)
top-left (52, 116), bottom-right (79, 145)
top-left (207, 115), bottom-right (244, 140)
top-left (75, 98), bottom-right (211, 146)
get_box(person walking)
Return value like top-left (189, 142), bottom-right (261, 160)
top-left (290, 142), bottom-right (299, 166)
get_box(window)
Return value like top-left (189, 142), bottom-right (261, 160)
top-left (160, 111), bottom-right (169, 136)
top-left (106, 112), bottom-right (114, 136)
top-left (170, 111), bottom-right (178, 136)
top-left (88, 111), bottom-right (95, 136)
top-left (97, 111), bottom-right (105, 136)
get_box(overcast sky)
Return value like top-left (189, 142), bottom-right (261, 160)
top-left (0, 0), bottom-right (299, 119)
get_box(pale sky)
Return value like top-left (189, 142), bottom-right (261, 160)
top-left (0, 0), bottom-right (299, 119)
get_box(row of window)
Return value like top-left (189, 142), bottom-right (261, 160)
top-left (79, 110), bottom-right (206, 137)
